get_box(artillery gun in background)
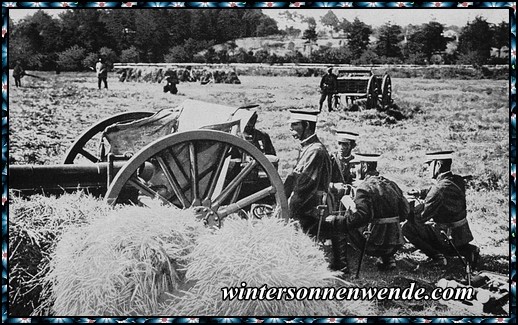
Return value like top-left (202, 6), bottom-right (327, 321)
top-left (332, 68), bottom-right (393, 111)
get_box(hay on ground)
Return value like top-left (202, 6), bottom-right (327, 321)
top-left (9, 191), bottom-right (113, 316)
top-left (40, 204), bottom-right (207, 316)
top-left (165, 216), bottom-right (373, 316)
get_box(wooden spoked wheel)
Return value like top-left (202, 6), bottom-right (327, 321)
top-left (381, 74), bottom-right (392, 109)
top-left (332, 94), bottom-right (342, 111)
top-left (63, 111), bottom-right (154, 164)
top-left (104, 130), bottom-right (288, 226)
top-left (365, 75), bottom-right (378, 109)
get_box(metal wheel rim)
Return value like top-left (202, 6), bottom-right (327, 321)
top-left (381, 75), bottom-right (392, 107)
top-left (63, 111), bottom-right (154, 164)
top-left (366, 75), bottom-right (378, 109)
top-left (104, 130), bottom-right (289, 222)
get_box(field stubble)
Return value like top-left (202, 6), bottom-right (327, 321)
top-left (8, 71), bottom-right (510, 316)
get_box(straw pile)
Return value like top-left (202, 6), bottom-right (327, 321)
top-left (165, 216), bottom-right (370, 316)
top-left (28, 199), bottom-right (372, 316)
top-left (235, 65), bottom-right (323, 77)
top-left (9, 191), bottom-right (113, 316)
top-left (39, 204), bottom-right (207, 316)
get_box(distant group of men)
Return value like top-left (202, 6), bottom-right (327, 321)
top-left (248, 107), bottom-right (478, 279)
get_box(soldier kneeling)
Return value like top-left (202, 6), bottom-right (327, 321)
top-left (326, 153), bottom-right (410, 273)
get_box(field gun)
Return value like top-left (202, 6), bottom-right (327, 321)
top-left (332, 67), bottom-right (393, 111)
top-left (9, 100), bottom-right (289, 226)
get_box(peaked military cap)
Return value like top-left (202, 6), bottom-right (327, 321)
top-left (288, 109), bottom-right (320, 123)
top-left (425, 150), bottom-right (454, 162)
top-left (351, 153), bottom-right (380, 163)
top-left (336, 131), bottom-right (359, 143)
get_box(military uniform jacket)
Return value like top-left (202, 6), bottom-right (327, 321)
top-left (320, 73), bottom-right (337, 94)
top-left (13, 65), bottom-right (24, 78)
top-left (95, 62), bottom-right (107, 77)
top-left (417, 171), bottom-right (473, 247)
top-left (284, 134), bottom-right (332, 229)
top-left (250, 129), bottom-right (276, 156)
top-left (335, 174), bottom-right (410, 248)
top-left (330, 152), bottom-right (355, 184)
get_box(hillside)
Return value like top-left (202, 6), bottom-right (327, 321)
top-left (210, 34), bottom-right (347, 57)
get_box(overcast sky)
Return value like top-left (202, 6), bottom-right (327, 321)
top-left (8, 7), bottom-right (509, 28)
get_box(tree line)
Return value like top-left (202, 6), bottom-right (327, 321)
top-left (8, 9), bottom-right (508, 71)
top-left (303, 11), bottom-right (508, 66)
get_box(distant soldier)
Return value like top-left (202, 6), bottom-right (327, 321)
top-left (181, 67), bottom-right (194, 82)
top-left (95, 58), bottom-right (108, 90)
top-left (200, 69), bottom-right (214, 85)
top-left (13, 61), bottom-right (25, 87)
top-left (163, 69), bottom-right (179, 94)
top-left (402, 151), bottom-right (479, 267)
top-left (319, 67), bottom-right (338, 112)
top-left (226, 70), bottom-right (241, 84)
top-left (326, 153), bottom-right (410, 271)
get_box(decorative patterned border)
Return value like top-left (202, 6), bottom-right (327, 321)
top-left (1, 2), bottom-right (516, 323)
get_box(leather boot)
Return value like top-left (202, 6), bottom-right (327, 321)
top-left (376, 255), bottom-right (396, 271)
top-left (331, 235), bottom-right (350, 276)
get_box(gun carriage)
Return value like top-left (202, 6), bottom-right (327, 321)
top-left (333, 68), bottom-right (392, 110)
top-left (10, 99), bottom-right (288, 227)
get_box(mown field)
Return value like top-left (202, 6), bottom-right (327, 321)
top-left (8, 70), bottom-right (510, 317)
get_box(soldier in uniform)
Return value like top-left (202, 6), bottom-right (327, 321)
top-left (284, 110), bottom-right (348, 276)
top-left (326, 153), bottom-right (410, 271)
top-left (329, 131), bottom-right (359, 202)
top-left (13, 61), bottom-right (25, 87)
top-left (319, 67), bottom-right (338, 112)
top-left (95, 58), bottom-right (108, 90)
top-left (402, 151), bottom-right (478, 267)
top-left (243, 111), bottom-right (276, 156)
top-left (163, 69), bottom-right (179, 94)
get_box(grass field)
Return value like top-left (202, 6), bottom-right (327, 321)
top-left (8, 70), bottom-right (510, 316)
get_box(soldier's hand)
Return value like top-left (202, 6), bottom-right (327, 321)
top-left (329, 182), bottom-right (345, 196)
top-left (325, 215), bottom-right (336, 223)
top-left (407, 189), bottom-right (420, 197)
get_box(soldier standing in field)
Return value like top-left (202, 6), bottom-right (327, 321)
top-left (319, 67), bottom-right (338, 112)
top-left (13, 61), bottom-right (25, 87)
top-left (326, 153), bottom-right (410, 271)
top-left (402, 151), bottom-right (479, 267)
top-left (95, 58), bottom-right (108, 90)
top-left (283, 110), bottom-right (349, 276)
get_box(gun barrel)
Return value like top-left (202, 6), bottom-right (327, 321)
top-left (10, 163), bottom-right (113, 194)
top-left (9, 162), bottom-right (154, 195)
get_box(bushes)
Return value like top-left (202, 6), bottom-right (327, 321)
top-left (56, 45), bottom-right (87, 72)
top-left (120, 46), bottom-right (140, 63)
top-left (381, 65), bottom-right (507, 80)
top-left (57, 46), bottom-right (118, 72)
